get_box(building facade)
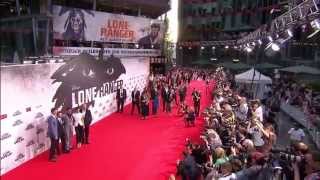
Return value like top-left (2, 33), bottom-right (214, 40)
top-left (177, 0), bottom-right (320, 67)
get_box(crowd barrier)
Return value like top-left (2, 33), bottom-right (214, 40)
top-left (281, 103), bottom-right (320, 149)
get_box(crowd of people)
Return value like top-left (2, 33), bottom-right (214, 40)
top-left (47, 104), bottom-right (92, 162)
top-left (119, 68), bottom-right (214, 122)
top-left (175, 67), bottom-right (320, 180)
top-left (46, 66), bottom-right (319, 179)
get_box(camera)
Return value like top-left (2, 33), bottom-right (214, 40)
top-left (270, 148), bottom-right (305, 163)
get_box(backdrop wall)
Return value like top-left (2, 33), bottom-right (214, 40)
top-left (0, 57), bottom-right (149, 175)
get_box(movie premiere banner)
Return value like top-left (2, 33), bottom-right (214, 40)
top-left (52, 5), bottom-right (165, 46)
top-left (0, 56), bottom-right (149, 175)
top-left (53, 46), bottom-right (161, 57)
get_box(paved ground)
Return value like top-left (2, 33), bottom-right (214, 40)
top-left (275, 111), bottom-right (317, 151)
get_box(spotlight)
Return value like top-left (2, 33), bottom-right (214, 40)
top-left (287, 29), bottom-right (293, 37)
top-left (58, 58), bottom-right (64, 63)
top-left (151, 45), bottom-right (154, 49)
top-left (210, 58), bottom-right (217, 61)
top-left (201, 46), bottom-right (205, 50)
top-left (135, 44), bottom-right (139, 48)
top-left (233, 59), bottom-right (240, 62)
top-left (245, 47), bottom-right (253, 53)
top-left (23, 60), bottom-right (33, 64)
top-left (225, 45), bottom-right (229, 49)
top-left (271, 43), bottom-right (280, 51)
top-left (212, 46), bottom-right (216, 50)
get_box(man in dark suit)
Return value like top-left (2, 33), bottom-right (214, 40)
top-left (57, 112), bottom-right (66, 154)
top-left (179, 83), bottom-right (187, 103)
top-left (161, 85), bottom-right (167, 112)
top-left (192, 88), bottom-right (201, 117)
top-left (131, 87), bottom-right (140, 115)
top-left (164, 86), bottom-right (173, 113)
top-left (116, 86), bottom-right (127, 113)
top-left (83, 103), bottom-right (92, 144)
top-left (47, 108), bottom-right (59, 162)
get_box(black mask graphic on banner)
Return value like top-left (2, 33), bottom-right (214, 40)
top-left (51, 53), bottom-right (126, 109)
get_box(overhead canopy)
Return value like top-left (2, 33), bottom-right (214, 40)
top-left (235, 68), bottom-right (272, 84)
top-left (255, 63), bottom-right (281, 69)
top-left (215, 62), bottom-right (250, 70)
top-left (279, 65), bottom-right (320, 75)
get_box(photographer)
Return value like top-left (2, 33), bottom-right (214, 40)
top-left (292, 142), bottom-right (317, 179)
top-left (185, 107), bottom-right (196, 127)
top-left (178, 145), bottom-right (201, 180)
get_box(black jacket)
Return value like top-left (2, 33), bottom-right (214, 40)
top-left (84, 109), bottom-right (92, 126)
top-left (116, 89), bottom-right (127, 100)
top-left (131, 90), bottom-right (140, 103)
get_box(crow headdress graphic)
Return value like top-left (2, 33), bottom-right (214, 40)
top-left (51, 53), bottom-right (126, 109)
top-left (59, 7), bottom-right (94, 41)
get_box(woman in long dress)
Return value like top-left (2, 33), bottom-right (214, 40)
top-left (141, 88), bottom-right (150, 120)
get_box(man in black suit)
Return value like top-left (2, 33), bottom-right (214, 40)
top-left (83, 104), bottom-right (92, 144)
top-left (179, 83), bottom-right (187, 103)
top-left (192, 88), bottom-right (201, 117)
top-left (131, 87), bottom-right (140, 115)
top-left (116, 86), bottom-right (127, 113)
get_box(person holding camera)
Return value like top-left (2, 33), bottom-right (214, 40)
top-left (185, 107), bottom-right (196, 127)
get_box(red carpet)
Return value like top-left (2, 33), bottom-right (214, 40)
top-left (2, 80), bottom-right (213, 180)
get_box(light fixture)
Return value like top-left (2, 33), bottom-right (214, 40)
top-left (135, 44), bottom-right (139, 48)
top-left (212, 46), bottom-right (216, 50)
top-left (23, 60), bottom-right (33, 64)
top-left (225, 45), bottom-right (229, 49)
top-left (233, 59), bottom-right (240, 62)
top-left (287, 29), bottom-right (293, 37)
top-left (210, 58), bottom-right (217, 61)
top-left (151, 45), bottom-right (154, 49)
top-left (258, 39), bottom-right (262, 45)
top-left (188, 46), bottom-right (192, 50)
top-left (245, 47), bottom-right (253, 53)
top-left (271, 43), bottom-right (280, 51)
top-left (201, 46), bottom-right (205, 50)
